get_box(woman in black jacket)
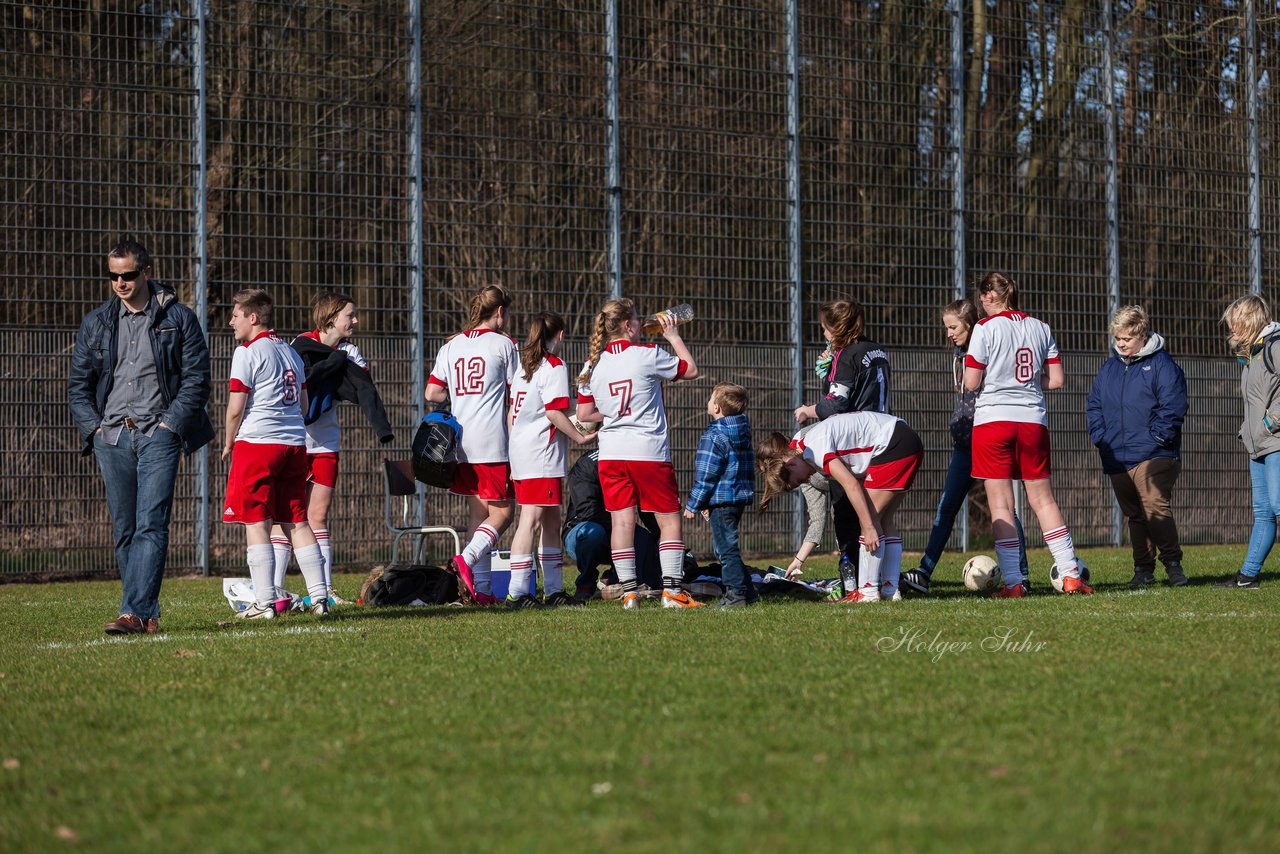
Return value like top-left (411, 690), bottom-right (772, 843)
top-left (793, 298), bottom-right (890, 565)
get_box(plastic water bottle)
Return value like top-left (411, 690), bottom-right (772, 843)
top-left (640, 303), bottom-right (694, 335)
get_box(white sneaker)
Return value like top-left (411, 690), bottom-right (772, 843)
top-left (329, 592), bottom-right (351, 605)
top-left (309, 598), bottom-right (331, 616)
top-left (237, 602), bottom-right (276, 620)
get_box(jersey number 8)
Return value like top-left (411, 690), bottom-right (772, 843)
top-left (1014, 347), bottom-right (1035, 383)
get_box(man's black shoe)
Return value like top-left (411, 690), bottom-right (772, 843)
top-left (1164, 562), bottom-right (1189, 587)
top-left (900, 568), bottom-right (930, 597)
top-left (1213, 572), bottom-right (1260, 590)
top-left (1127, 568), bottom-right (1157, 588)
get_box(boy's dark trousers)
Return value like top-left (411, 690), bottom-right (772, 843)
top-left (709, 504), bottom-right (753, 599)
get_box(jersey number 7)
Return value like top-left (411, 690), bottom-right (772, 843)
top-left (608, 379), bottom-right (633, 416)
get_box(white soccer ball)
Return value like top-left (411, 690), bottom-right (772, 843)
top-left (962, 555), bottom-right (1000, 592)
top-left (1049, 558), bottom-right (1091, 593)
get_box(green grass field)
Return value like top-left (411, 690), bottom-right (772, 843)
top-left (1, 545), bottom-right (1277, 852)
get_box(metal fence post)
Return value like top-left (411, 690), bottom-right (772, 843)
top-left (192, 0), bottom-right (210, 575)
top-left (785, 0), bottom-right (804, 546)
top-left (1246, 0), bottom-right (1261, 296)
top-left (1104, 0), bottom-right (1123, 547)
top-left (949, 0), bottom-right (969, 552)
top-left (605, 0), bottom-right (622, 300)
top-left (408, 0), bottom-right (425, 522)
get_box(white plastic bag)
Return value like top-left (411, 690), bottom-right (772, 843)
top-left (222, 578), bottom-right (256, 612)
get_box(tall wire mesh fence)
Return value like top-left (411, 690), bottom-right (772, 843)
top-left (1, 1), bottom-right (1275, 579)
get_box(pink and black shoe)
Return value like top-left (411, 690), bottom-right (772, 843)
top-left (450, 555), bottom-right (477, 603)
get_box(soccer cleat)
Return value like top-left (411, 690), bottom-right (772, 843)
top-left (309, 597), bottom-right (331, 616)
top-left (474, 592), bottom-right (502, 606)
top-left (1127, 568), bottom-right (1157, 588)
top-left (1213, 572), bottom-right (1260, 590)
top-left (837, 589), bottom-right (879, 604)
top-left (899, 568), bottom-right (930, 597)
top-left (450, 554), bottom-right (478, 602)
top-left (661, 589), bottom-right (705, 609)
top-left (1164, 562), bottom-right (1188, 587)
top-left (993, 583), bottom-right (1026, 599)
top-left (542, 591), bottom-right (584, 608)
top-left (505, 595), bottom-right (541, 610)
top-left (889, 589), bottom-right (902, 602)
top-left (329, 592), bottom-right (351, 606)
top-left (1062, 576), bottom-right (1093, 595)
top-left (621, 592), bottom-right (641, 610)
top-left (237, 602), bottom-right (277, 620)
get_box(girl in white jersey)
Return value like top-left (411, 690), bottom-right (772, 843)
top-left (576, 298), bottom-right (702, 610)
top-left (758, 411), bottom-right (924, 602)
top-left (963, 272), bottom-right (1091, 596)
top-left (426, 285), bottom-right (519, 605)
top-left (506, 312), bottom-right (596, 609)
top-left (271, 292), bottom-right (390, 606)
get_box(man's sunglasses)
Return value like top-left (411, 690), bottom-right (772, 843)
top-left (107, 269), bottom-right (143, 282)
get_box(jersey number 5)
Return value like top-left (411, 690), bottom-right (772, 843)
top-left (1014, 348), bottom-right (1035, 383)
top-left (453, 357), bottom-right (486, 395)
top-left (608, 379), bottom-right (633, 416)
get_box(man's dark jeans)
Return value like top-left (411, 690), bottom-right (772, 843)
top-left (709, 504), bottom-right (753, 598)
top-left (566, 521), bottom-right (661, 591)
top-left (94, 426), bottom-right (183, 620)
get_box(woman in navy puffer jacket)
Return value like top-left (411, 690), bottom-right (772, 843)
top-left (1086, 305), bottom-right (1189, 588)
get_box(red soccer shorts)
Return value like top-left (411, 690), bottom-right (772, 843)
top-left (971, 421), bottom-right (1052, 480)
top-left (513, 477), bottom-right (563, 507)
top-left (598, 459), bottom-right (680, 514)
top-left (224, 442), bottom-right (309, 525)
top-left (865, 451), bottom-right (923, 491)
top-left (451, 462), bottom-right (515, 501)
top-left (307, 452), bottom-right (340, 489)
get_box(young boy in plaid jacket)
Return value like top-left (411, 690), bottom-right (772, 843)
top-left (683, 383), bottom-right (756, 607)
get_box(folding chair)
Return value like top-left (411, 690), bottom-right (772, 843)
top-left (383, 459), bottom-right (462, 563)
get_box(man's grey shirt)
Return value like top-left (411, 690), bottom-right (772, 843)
top-left (100, 296), bottom-right (165, 444)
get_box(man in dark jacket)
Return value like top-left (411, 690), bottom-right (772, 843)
top-left (1086, 305), bottom-right (1189, 587)
top-left (68, 240), bottom-right (215, 634)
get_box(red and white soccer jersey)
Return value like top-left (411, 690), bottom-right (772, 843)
top-left (426, 328), bottom-right (518, 464)
top-left (578, 341), bottom-right (688, 462)
top-left (297, 331), bottom-right (368, 454)
top-left (965, 310), bottom-right (1059, 426)
top-left (509, 354), bottom-right (571, 480)
top-left (792, 411), bottom-right (902, 478)
top-left (229, 331), bottom-right (307, 446)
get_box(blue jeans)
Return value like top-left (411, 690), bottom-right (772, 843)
top-left (93, 426), bottom-right (183, 620)
top-left (920, 446), bottom-right (1029, 580)
top-left (709, 504), bottom-right (754, 598)
top-left (565, 521), bottom-right (661, 591)
top-left (1242, 452), bottom-right (1280, 576)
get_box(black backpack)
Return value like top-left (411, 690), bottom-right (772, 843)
top-left (363, 564), bottom-right (460, 606)
top-left (411, 410), bottom-right (462, 488)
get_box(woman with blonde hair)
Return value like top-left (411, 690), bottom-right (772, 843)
top-left (576, 298), bottom-right (701, 609)
top-left (1086, 305), bottom-right (1188, 587)
top-left (758, 410), bottom-right (923, 602)
top-left (426, 284), bottom-right (519, 604)
top-left (1216, 294), bottom-right (1280, 589)
top-left (964, 272), bottom-right (1090, 596)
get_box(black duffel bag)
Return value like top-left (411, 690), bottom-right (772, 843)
top-left (361, 564), bottom-right (460, 606)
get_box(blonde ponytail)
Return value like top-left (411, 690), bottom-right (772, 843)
top-left (577, 298), bottom-right (635, 387)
